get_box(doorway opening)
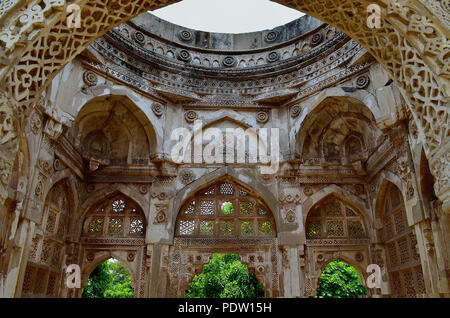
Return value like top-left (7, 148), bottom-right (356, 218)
top-left (315, 259), bottom-right (366, 298)
top-left (82, 258), bottom-right (134, 298)
top-left (185, 253), bottom-right (264, 298)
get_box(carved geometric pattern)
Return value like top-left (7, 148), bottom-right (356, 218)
top-left (176, 180), bottom-right (275, 238)
top-left (381, 183), bottom-right (425, 297)
top-left (305, 196), bottom-right (366, 239)
top-left (83, 194), bottom-right (145, 238)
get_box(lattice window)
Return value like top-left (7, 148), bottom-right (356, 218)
top-left (130, 218), bottom-right (145, 235)
top-left (327, 221), bottom-right (344, 237)
top-left (23, 180), bottom-right (71, 297)
top-left (381, 183), bottom-right (424, 297)
top-left (176, 180), bottom-right (275, 238)
top-left (305, 196), bottom-right (366, 239)
top-left (109, 218), bottom-right (123, 234)
top-left (199, 200), bottom-right (215, 215)
top-left (83, 194), bottom-right (146, 238)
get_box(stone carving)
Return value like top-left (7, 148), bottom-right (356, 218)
top-left (154, 204), bottom-right (168, 224)
top-left (184, 110), bottom-right (198, 123)
top-left (256, 110), bottom-right (269, 124)
top-left (86, 253), bottom-right (94, 262)
top-left (285, 209), bottom-right (297, 223)
top-left (265, 30), bottom-right (279, 43)
top-left (179, 169), bottom-right (195, 185)
top-left (151, 102), bottom-right (164, 117)
top-left (132, 31), bottom-right (145, 45)
top-left (178, 30), bottom-right (193, 42)
top-left (290, 104), bottom-right (301, 118)
top-left (355, 252), bottom-right (364, 262)
top-left (177, 49), bottom-right (191, 62)
top-left (139, 185), bottom-right (148, 195)
top-left (310, 33), bottom-right (323, 46)
top-left (82, 70), bottom-right (98, 87)
top-left (127, 252), bottom-right (136, 262)
top-left (355, 74), bottom-right (370, 89)
top-left (222, 56), bottom-right (236, 67)
top-left (30, 111), bottom-right (42, 134)
top-left (303, 186), bottom-right (313, 197)
top-left (266, 51), bottom-right (280, 63)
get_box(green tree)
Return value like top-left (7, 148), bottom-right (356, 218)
top-left (186, 253), bottom-right (264, 298)
top-left (82, 259), bottom-right (134, 298)
top-left (314, 259), bottom-right (367, 298)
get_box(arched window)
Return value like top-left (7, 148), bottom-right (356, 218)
top-left (305, 196), bottom-right (366, 239)
top-left (176, 181), bottom-right (275, 238)
top-left (380, 183), bottom-right (425, 297)
top-left (23, 180), bottom-right (70, 297)
top-left (82, 194), bottom-right (145, 237)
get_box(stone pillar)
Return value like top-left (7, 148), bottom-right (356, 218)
top-left (147, 243), bottom-right (170, 297)
top-left (280, 245), bottom-right (304, 297)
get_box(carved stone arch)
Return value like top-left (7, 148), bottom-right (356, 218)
top-left (179, 252), bottom-right (270, 297)
top-left (74, 87), bottom-right (163, 150)
top-left (76, 187), bottom-right (148, 238)
top-left (72, 94), bottom-right (159, 159)
top-left (314, 256), bottom-right (368, 291)
top-left (171, 167), bottom-right (279, 241)
top-left (374, 175), bottom-right (408, 224)
top-left (289, 90), bottom-right (380, 150)
top-left (293, 95), bottom-right (383, 159)
top-left (80, 251), bottom-right (137, 291)
top-left (303, 184), bottom-right (370, 227)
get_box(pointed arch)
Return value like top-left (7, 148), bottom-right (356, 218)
top-left (171, 167), bottom-right (279, 241)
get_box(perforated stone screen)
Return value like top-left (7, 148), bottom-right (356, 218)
top-left (176, 181), bottom-right (275, 238)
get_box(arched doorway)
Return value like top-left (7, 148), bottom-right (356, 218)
top-left (185, 253), bottom-right (264, 298)
top-left (168, 178), bottom-right (280, 297)
top-left (82, 258), bottom-right (134, 298)
top-left (303, 195), bottom-right (370, 297)
top-left (78, 193), bottom-right (147, 298)
top-left (315, 259), bottom-right (367, 298)
top-left (378, 182), bottom-right (426, 297)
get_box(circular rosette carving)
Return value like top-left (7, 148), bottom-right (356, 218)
top-left (355, 252), bottom-right (364, 262)
top-left (132, 31), bottom-right (145, 45)
top-left (83, 71), bottom-right (98, 87)
top-left (310, 33), bottom-right (324, 46)
top-left (266, 51), bottom-right (280, 63)
top-left (355, 74), bottom-right (370, 89)
top-left (303, 185), bottom-right (313, 197)
top-left (139, 184), bottom-right (148, 195)
top-left (285, 210), bottom-right (297, 223)
top-left (177, 49), bottom-right (192, 62)
top-left (256, 110), bottom-right (269, 124)
top-left (316, 254), bottom-right (325, 263)
top-left (152, 102), bottom-right (164, 117)
top-left (290, 104), bottom-right (301, 118)
top-left (179, 169), bottom-right (195, 184)
top-left (184, 110), bottom-right (198, 123)
top-left (178, 30), bottom-right (193, 42)
top-left (127, 252), bottom-right (136, 262)
top-left (222, 56), bottom-right (236, 67)
top-left (154, 210), bottom-right (167, 224)
top-left (86, 253), bottom-right (95, 262)
top-left (265, 30), bottom-right (279, 43)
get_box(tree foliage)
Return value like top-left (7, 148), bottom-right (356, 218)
top-left (314, 259), bottom-right (367, 298)
top-left (82, 259), bottom-right (134, 298)
top-left (186, 253), bottom-right (264, 298)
